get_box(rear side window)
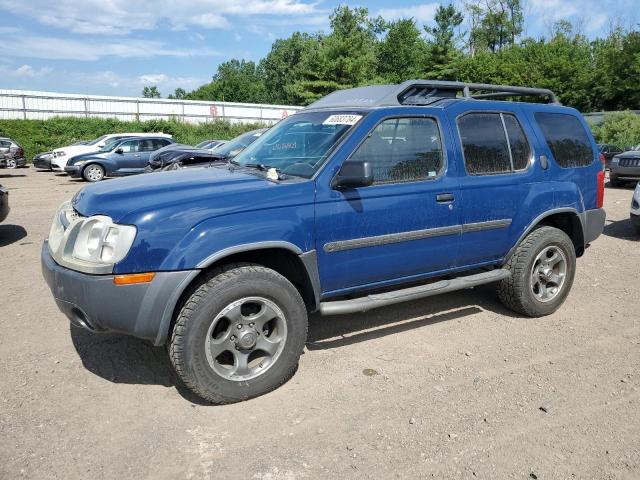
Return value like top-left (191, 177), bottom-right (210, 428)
top-left (458, 112), bottom-right (531, 175)
top-left (534, 112), bottom-right (593, 168)
top-left (349, 117), bottom-right (444, 184)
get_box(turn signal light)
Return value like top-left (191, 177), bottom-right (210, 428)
top-left (113, 272), bottom-right (156, 285)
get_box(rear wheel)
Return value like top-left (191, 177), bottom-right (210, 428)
top-left (498, 226), bottom-right (576, 317)
top-left (6, 158), bottom-right (17, 169)
top-left (169, 264), bottom-right (308, 404)
top-left (83, 164), bottom-right (105, 182)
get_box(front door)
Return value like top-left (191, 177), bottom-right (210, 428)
top-left (314, 114), bottom-right (461, 297)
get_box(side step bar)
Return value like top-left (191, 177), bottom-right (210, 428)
top-left (318, 269), bottom-right (510, 316)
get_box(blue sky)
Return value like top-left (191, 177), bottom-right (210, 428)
top-left (0, 0), bottom-right (634, 98)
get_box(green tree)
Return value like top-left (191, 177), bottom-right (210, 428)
top-left (168, 88), bottom-right (187, 99)
top-left (186, 59), bottom-right (267, 103)
top-left (292, 6), bottom-right (380, 103)
top-left (466, 0), bottom-right (524, 53)
top-left (261, 32), bottom-right (322, 104)
top-left (424, 4), bottom-right (464, 79)
top-left (376, 19), bottom-right (426, 83)
top-left (142, 86), bottom-right (161, 98)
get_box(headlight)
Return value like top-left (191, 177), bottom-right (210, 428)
top-left (57, 151), bottom-right (66, 157)
top-left (74, 160), bottom-right (86, 166)
top-left (611, 156), bottom-right (620, 165)
top-left (47, 201), bottom-right (137, 274)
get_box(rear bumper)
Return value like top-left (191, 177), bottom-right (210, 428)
top-left (33, 158), bottom-right (52, 170)
top-left (41, 242), bottom-right (198, 345)
top-left (580, 208), bottom-right (606, 245)
top-left (0, 186), bottom-right (8, 222)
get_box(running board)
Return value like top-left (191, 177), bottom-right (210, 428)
top-left (318, 269), bottom-right (510, 316)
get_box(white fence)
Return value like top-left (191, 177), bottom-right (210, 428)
top-left (0, 89), bottom-right (302, 124)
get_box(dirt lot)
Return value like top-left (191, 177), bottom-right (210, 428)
top-left (1, 167), bottom-right (639, 480)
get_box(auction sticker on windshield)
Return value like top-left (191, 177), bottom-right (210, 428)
top-left (323, 114), bottom-right (363, 125)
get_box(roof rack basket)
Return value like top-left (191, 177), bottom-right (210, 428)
top-left (305, 80), bottom-right (560, 110)
top-left (398, 80), bottom-right (560, 105)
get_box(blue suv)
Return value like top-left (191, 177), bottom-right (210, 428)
top-left (65, 136), bottom-right (175, 182)
top-left (42, 81), bottom-right (606, 404)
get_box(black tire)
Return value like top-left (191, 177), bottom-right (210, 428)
top-left (82, 163), bottom-right (105, 182)
top-left (609, 175), bottom-right (623, 188)
top-left (498, 226), bottom-right (576, 317)
top-left (169, 263), bottom-right (308, 404)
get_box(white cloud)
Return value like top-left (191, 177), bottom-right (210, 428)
top-left (377, 3), bottom-right (440, 24)
top-left (0, 0), bottom-right (320, 35)
top-left (14, 64), bottom-right (53, 77)
top-left (0, 33), bottom-right (219, 60)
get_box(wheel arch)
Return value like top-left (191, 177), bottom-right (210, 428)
top-left (507, 208), bottom-right (585, 260)
top-left (155, 243), bottom-right (320, 346)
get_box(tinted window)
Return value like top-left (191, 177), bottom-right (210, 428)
top-left (458, 113), bottom-right (511, 174)
top-left (349, 117), bottom-right (443, 184)
top-left (152, 139), bottom-right (170, 150)
top-left (535, 112), bottom-right (593, 168)
top-left (503, 115), bottom-right (531, 170)
top-left (0, 140), bottom-right (11, 148)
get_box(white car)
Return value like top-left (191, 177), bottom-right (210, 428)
top-left (631, 182), bottom-right (640, 234)
top-left (51, 132), bottom-right (172, 171)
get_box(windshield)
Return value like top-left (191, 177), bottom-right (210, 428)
top-left (232, 112), bottom-right (364, 178)
top-left (98, 137), bottom-right (126, 152)
top-left (88, 135), bottom-right (108, 146)
top-left (215, 130), bottom-right (264, 158)
top-left (196, 140), bottom-right (214, 148)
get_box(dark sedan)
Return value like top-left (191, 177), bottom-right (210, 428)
top-left (0, 184), bottom-right (8, 223)
top-left (610, 150), bottom-right (640, 187)
top-left (33, 151), bottom-right (54, 170)
top-left (147, 129), bottom-right (266, 172)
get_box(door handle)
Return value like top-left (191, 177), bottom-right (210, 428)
top-left (436, 193), bottom-right (455, 203)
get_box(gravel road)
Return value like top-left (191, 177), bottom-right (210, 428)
top-left (1, 168), bottom-right (639, 479)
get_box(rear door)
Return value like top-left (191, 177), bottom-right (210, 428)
top-left (314, 112), bottom-right (461, 296)
top-left (450, 107), bottom-right (548, 267)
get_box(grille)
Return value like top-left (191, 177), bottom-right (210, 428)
top-left (619, 157), bottom-right (640, 167)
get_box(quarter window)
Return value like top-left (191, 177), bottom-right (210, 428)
top-left (534, 112), bottom-right (593, 168)
top-left (349, 117), bottom-right (444, 184)
top-left (458, 112), bottom-right (532, 175)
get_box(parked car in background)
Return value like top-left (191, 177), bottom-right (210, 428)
top-left (0, 184), bottom-right (8, 222)
top-left (33, 152), bottom-right (54, 170)
top-left (195, 139), bottom-right (226, 150)
top-left (631, 183), bottom-right (640, 234)
top-left (42, 81), bottom-right (606, 404)
top-left (597, 144), bottom-right (623, 169)
top-left (0, 137), bottom-right (27, 169)
top-left (51, 132), bottom-right (172, 172)
top-left (65, 136), bottom-right (175, 181)
top-left (609, 150), bottom-right (640, 187)
top-left (147, 129), bottom-right (266, 171)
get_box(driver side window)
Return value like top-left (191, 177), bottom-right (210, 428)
top-left (118, 140), bottom-right (139, 153)
top-left (349, 117), bottom-right (444, 185)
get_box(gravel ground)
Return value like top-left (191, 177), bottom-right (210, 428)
top-left (1, 167), bottom-right (639, 480)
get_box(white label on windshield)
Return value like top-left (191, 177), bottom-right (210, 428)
top-left (323, 114), bottom-right (362, 126)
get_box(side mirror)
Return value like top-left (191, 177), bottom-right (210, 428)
top-left (332, 161), bottom-right (374, 189)
top-left (115, 147), bottom-right (124, 154)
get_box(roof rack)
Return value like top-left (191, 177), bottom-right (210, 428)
top-left (305, 80), bottom-right (561, 110)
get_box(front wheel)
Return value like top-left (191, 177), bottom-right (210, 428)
top-left (169, 264), bottom-right (308, 404)
top-left (498, 226), bottom-right (576, 317)
top-left (609, 175), bottom-right (623, 188)
top-left (83, 163), bottom-right (105, 182)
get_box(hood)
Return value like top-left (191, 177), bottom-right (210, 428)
top-left (71, 166), bottom-right (291, 223)
top-left (616, 150), bottom-right (640, 159)
top-left (53, 144), bottom-right (97, 156)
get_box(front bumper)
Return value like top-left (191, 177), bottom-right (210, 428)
top-left (64, 165), bottom-right (82, 178)
top-left (610, 165), bottom-right (640, 181)
top-left (41, 242), bottom-right (198, 345)
top-left (33, 157), bottom-right (52, 170)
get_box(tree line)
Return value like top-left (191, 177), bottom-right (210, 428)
top-left (144, 2), bottom-right (640, 112)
